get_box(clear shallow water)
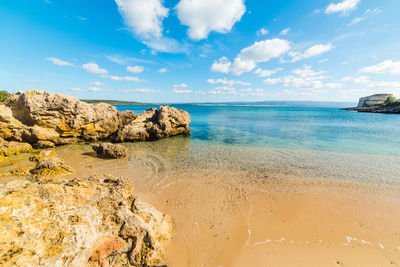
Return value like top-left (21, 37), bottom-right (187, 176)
top-left (116, 104), bottom-right (400, 156)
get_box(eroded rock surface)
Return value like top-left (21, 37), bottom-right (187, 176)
top-left (116, 106), bottom-right (191, 142)
top-left (0, 175), bottom-right (172, 266)
top-left (93, 142), bottom-right (127, 159)
top-left (31, 157), bottom-right (74, 179)
top-left (0, 91), bottom-right (191, 147)
top-left (0, 137), bottom-right (32, 156)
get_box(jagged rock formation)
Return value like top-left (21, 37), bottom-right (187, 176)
top-left (116, 106), bottom-right (191, 142)
top-left (0, 175), bottom-right (172, 266)
top-left (30, 157), bottom-right (74, 180)
top-left (0, 90), bottom-right (190, 148)
top-left (93, 142), bottom-right (127, 159)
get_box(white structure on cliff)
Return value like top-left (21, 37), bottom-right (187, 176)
top-left (357, 94), bottom-right (393, 108)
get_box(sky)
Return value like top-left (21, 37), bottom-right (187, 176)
top-left (0, 0), bottom-right (399, 103)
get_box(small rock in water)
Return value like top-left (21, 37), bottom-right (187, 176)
top-left (31, 157), bottom-right (73, 179)
top-left (92, 142), bottom-right (127, 159)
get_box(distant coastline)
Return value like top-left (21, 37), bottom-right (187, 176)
top-left (81, 99), bottom-right (154, 105)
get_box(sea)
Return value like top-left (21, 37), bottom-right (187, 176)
top-left (112, 103), bottom-right (400, 186)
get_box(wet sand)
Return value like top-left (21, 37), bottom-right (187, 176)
top-left (1, 141), bottom-right (400, 266)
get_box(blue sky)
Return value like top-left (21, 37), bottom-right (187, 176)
top-left (0, 0), bottom-right (399, 103)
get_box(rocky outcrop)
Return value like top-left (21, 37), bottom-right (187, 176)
top-left (0, 137), bottom-right (32, 156)
top-left (0, 91), bottom-right (191, 147)
top-left (116, 106), bottom-right (191, 142)
top-left (346, 105), bottom-right (400, 114)
top-left (0, 175), bottom-right (172, 266)
top-left (93, 143), bottom-right (127, 159)
top-left (31, 157), bottom-right (74, 180)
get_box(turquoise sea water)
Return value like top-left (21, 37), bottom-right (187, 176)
top-left (116, 104), bottom-right (400, 157)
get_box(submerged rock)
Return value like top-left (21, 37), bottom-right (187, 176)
top-left (0, 90), bottom-right (191, 146)
top-left (92, 142), bottom-right (127, 159)
top-left (0, 175), bottom-right (171, 266)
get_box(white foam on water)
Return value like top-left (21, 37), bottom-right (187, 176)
top-left (253, 239), bottom-right (272, 247)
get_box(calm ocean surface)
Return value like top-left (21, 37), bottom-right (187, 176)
top-left (116, 104), bottom-right (400, 157)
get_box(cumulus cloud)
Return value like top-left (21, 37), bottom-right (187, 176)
top-left (207, 78), bottom-right (251, 86)
top-left (173, 83), bottom-right (192, 94)
top-left (119, 88), bottom-right (161, 94)
top-left (102, 75), bottom-right (145, 82)
top-left (360, 60), bottom-right (400, 75)
top-left (211, 39), bottom-right (290, 76)
top-left (240, 88), bottom-right (265, 96)
top-left (115, 0), bottom-right (184, 53)
top-left (176, 0), bottom-right (246, 40)
top-left (210, 57), bottom-right (232, 74)
top-left (126, 65), bottom-right (144, 73)
top-left (325, 0), bottom-right (361, 15)
top-left (288, 43), bottom-right (333, 62)
top-left (82, 63), bottom-right (108, 74)
top-left (253, 67), bottom-right (283, 77)
top-left (264, 65), bottom-right (342, 90)
top-left (208, 86), bottom-right (237, 95)
top-left (46, 57), bottom-right (74, 67)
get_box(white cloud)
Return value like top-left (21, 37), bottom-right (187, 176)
top-left (115, 0), bottom-right (185, 53)
top-left (348, 8), bottom-right (381, 26)
top-left (289, 43), bottom-right (333, 62)
top-left (70, 87), bottom-right (84, 92)
top-left (176, 0), bottom-right (246, 40)
top-left (207, 78), bottom-right (251, 86)
top-left (325, 0), bottom-right (361, 15)
top-left (173, 83), bottom-right (192, 94)
top-left (119, 88), bottom-right (161, 94)
top-left (264, 65), bottom-right (342, 90)
top-left (106, 55), bottom-right (156, 65)
top-left (158, 67), bottom-right (168, 73)
top-left (88, 87), bottom-right (106, 92)
top-left (257, 27), bottom-right (269, 36)
top-left (82, 63), bottom-right (108, 74)
top-left (344, 75), bottom-right (400, 90)
top-left (102, 75), bottom-right (145, 82)
top-left (126, 65), bottom-right (144, 73)
top-left (212, 39), bottom-right (290, 76)
top-left (209, 86), bottom-right (237, 95)
top-left (253, 67), bottom-right (283, 77)
top-left (46, 57), bottom-right (74, 67)
top-left (115, 0), bottom-right (167, 38)
top-left (231, 39), bottom-right (291, 75)
top-left (210, 57), bottom-right (232, 74)
top-left (279, 28), bottom-right (291, 36)
top-left (89, 81), bottom-right (104, 86)
top-left (360, 60), bottom-right (400, 75)
top-left (318, 58), bottom-right (329, 63)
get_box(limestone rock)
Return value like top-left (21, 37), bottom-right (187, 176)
top-left (31, 157), bottom-right (73, 179)
top-left (29, 150), bottom-right (58, 162)
top-left (116, 106), bottom-right (191, 142)
top-left (1, 90), bottom-right (120, 143)
top-left (0, 90), bottom-right (191, 146)
top-left (92, 142), bottom-right (127, 159)
top-left (0, 137), bottom-right (32, 156)
top-left (33, 140), bottom-right (56, 149)
top-left (0, 175), bottom-right (171, 266)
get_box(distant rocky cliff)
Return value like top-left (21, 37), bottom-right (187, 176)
top-left (0, 90), bottom-right (191, 148)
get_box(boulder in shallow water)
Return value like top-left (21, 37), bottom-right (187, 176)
top-left (0, 175), bottom-right (171, 266)
top-left (115, 106), bottom-right (191, 142)
top-left (92, 142), bottom-right (127, 159)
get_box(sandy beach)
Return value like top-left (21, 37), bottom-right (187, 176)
top-left (2, 141), bottom-right (400, 266)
